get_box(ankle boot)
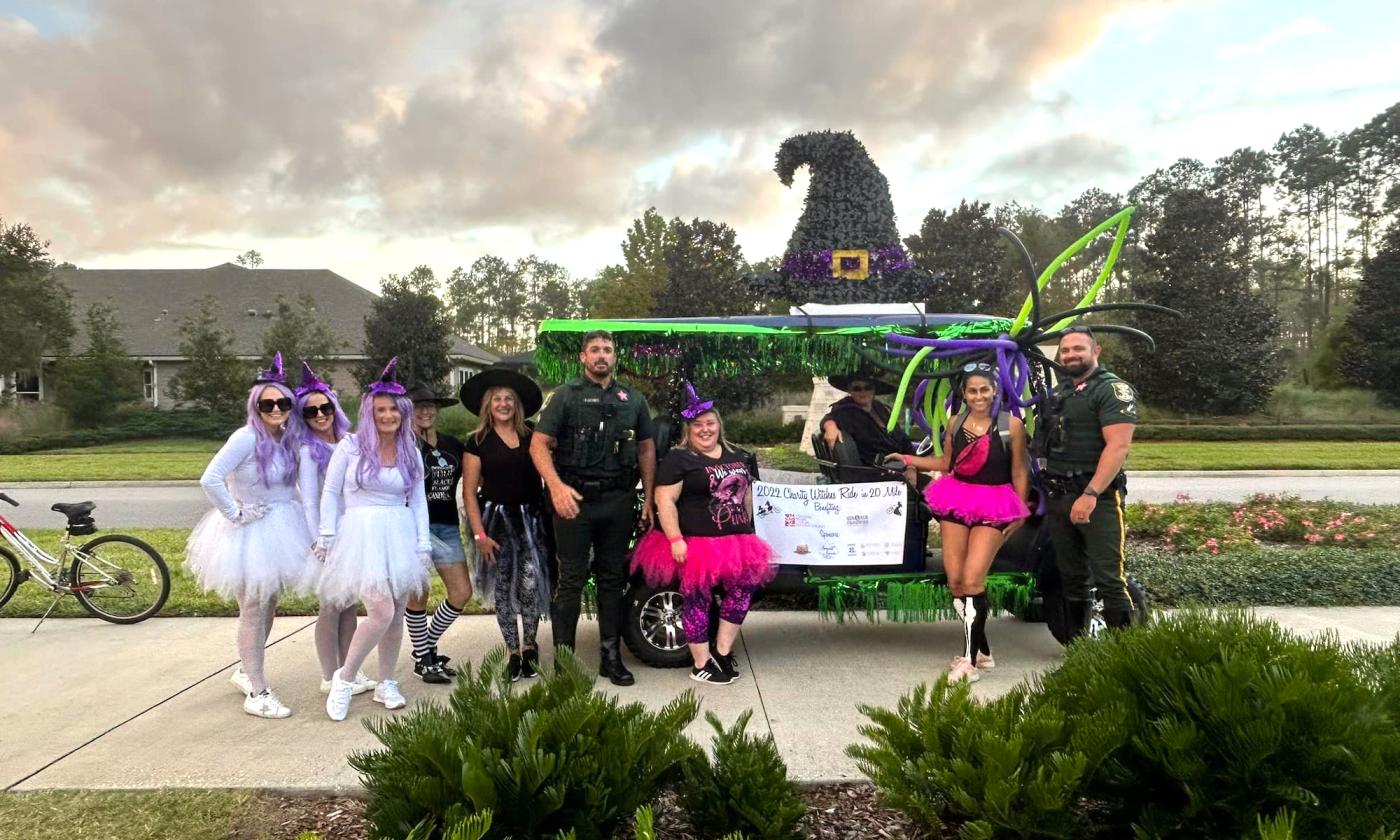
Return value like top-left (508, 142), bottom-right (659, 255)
top-left (1103, 607), bottom-right (1134, 630)
top-left (599, 638), bottom-right (635, 686)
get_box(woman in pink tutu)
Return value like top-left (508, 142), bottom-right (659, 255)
top-left (630, 383), bottom-right (775, 685)
top-left (898, 363), bottom-right (1029, 683)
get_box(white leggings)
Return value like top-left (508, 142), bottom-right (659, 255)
top-left (234, 594), bottom-right (278, 694)
top-left (338, 594), bottom-right (408, 683)
top-left (314, 604), bottom-right (358, 681)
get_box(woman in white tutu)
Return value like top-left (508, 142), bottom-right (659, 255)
top-left (317, 358), bottom-right (432, 721)
top-left (186, 353), bottom-right (316, 719)
top-left (292, 361), bottom-right (376, 698)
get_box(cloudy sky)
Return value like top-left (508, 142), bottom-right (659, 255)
top-left (2, 0), bottom-right (1397, 291)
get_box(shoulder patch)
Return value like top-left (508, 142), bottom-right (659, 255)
top-left (1111, 381), bottom-right (1135, 403)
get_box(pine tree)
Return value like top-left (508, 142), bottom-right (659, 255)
top-left (357, 266), bottom-right (453, 390)
top-left (50, 303), bottom-right (144, 426)
top-left (1122, 189), bottom-right (1284, 414)
top-left (259, 293), bottom-right (344, 387)
top-left (169, 298), bottom-right (251, 417)
top-left (1342, 223), bottom-right (1400, 405)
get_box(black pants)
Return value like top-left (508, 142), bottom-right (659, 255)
top-left (550, 488), bottom-right (636, 648)
top-left (1045, 487), bottom-right (1133, 612)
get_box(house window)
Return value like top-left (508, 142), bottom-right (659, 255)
top-left (143, 366), bottom-right (158, 405)
top-left (11, 370), bottom-right (40, 401)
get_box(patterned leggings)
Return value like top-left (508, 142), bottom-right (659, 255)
top-left (682, 584), bottom-right (756, 644)
top-left (497, 547), bottom-right (540, 650)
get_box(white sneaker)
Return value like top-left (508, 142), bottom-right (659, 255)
top-left (325, 670), bottom-right (355, 721)
top-left (373, 679), bottom-right (406, 710)
top-left (948, 658), bottom-right (981, 684)
top-left (975, 655), bottom-right (996, 670)
top-left (243, 689), bottom-right (291, 719)
top-left (230, 667), bottom-right (252, 695)
top-left (319, 670), bottom-right (373, 696)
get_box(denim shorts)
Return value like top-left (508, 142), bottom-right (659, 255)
top-left (428, 523), bottom-right (467, 566)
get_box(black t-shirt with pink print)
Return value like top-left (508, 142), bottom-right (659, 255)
top-left (656, 446), bottom-right (759, 538)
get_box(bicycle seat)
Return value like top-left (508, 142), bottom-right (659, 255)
top-left (51, 501), bottom-right (96, 517)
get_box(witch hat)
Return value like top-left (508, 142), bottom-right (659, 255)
top-left (679, 380), bottom-right (715, 420)
top-left (366, 357), bottom-right (406, 396)
top-left (295, 361), bottom-right (331, 397)
top-left (748, 130), bottom-right (942, 304)
top-left (254, 352), bottom-right (287, 385)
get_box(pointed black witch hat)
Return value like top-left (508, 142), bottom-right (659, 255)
top-left (748, 130), bottom-right (942, 304)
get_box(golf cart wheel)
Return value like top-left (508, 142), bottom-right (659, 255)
top-left (622, 581), bottom-right (693, 668)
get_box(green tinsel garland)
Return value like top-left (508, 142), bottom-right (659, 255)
top-left (807, 572), bottom-right (1035, 624)
top-left (535, 317), bottom-right (1011, 384)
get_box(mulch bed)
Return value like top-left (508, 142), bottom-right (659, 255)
top-left (235, 783), bottom-right (927, 839)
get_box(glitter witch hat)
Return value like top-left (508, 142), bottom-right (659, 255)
top-left (747, 130), bottom-right (942, 304)
top-left (679, 380), bottom-right (715, 420)
top-left (253, 352), bottom-right (287, 385)
top-left (294, 361), bottom-right (331, 397)
top-left (367, 357), bottom-right (406, 396)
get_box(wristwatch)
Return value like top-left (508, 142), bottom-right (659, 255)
top-left (1081, 486), bottom-right (1100, 498)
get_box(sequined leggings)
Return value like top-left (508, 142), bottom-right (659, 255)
top-left (682, 585), bottom-right (756, 644)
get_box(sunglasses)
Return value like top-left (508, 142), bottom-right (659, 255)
top-left (962, 362), bottom-right (993, 373)
top-left (848, 383), bottom-right (875, 392)
top-left (257, 398), bottom-right (293, 414)
top-left (302, 403), bottom-right (336, 419)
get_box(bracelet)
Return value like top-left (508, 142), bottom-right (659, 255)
top-left (667, 534), bottom-right (685, 544)
top-left (902, 454), bottom-right (911, 467)
top-left (473, 532), bottom-right (486, 540)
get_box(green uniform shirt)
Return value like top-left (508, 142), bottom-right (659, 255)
top-left (535, 376), bottom-right (656, 481)
top-left (1046, 367), bottom-right (1138, 475)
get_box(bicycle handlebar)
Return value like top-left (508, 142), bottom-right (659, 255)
top-left (0, 493), bottom-right (17, 507)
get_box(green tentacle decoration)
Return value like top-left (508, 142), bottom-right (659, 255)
top-left (887, 346), bottom-right (933, 434)
top-left (1009, 206), bottom-right (1136, 336)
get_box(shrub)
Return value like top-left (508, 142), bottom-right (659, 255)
top-left (1130, 545), bottom-right (1400, 607)
top-left (727, 418), bottom-right (806, 446)
top-left (680, 710), bottom-right (806, 840)
top-left (352, 647), bottom-right (701, 840)
top-left (852, 612), bottom-right (1400, 839)
top-left (0, 409), bottom-right (229, 454)
top-left (1132, 424), bottom-right (1400, 441)
top-left (1128, 495), bottom-right (1400, 553)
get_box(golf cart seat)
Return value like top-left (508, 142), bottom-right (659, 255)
top-left (810, 433), bottom-right (891, 484)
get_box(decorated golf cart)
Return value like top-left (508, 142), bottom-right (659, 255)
top-left (534, 131), bottom-right (1173, 667)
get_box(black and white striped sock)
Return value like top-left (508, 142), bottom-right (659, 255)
top-left (426, 600), bottom-right (463, 650)
top-left (406, 608), bottom-right (430, 660)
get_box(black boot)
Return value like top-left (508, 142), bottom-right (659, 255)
top-left (550, 601), bottom-right (577, 653)
top-left (1103, 607), bottom-right (1134, 630)
top-left (1065, 600), bottom-right (1091, 642)
top-left (599, 638), bottom-right (635, 686)
top-left (507, 653), bottom-right (523, 682)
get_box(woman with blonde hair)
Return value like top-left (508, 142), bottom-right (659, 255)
top-left (460, 367), bottom-right (551, 681)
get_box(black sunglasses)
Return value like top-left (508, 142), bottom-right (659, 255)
top-left (848, 383), bottom-right (875, 392)
top-left (257, 398), bottom-right (293, 414)
top-left (302, 403), bottom-right (336, 419)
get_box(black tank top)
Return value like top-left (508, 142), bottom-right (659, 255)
top-left (949, 416), bottom-right (1013, 487)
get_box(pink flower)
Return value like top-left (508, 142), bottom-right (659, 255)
top-left (1301, 519), bottom-right (1313, 527)
top-left (1305, 533), bottom-right (1323, 544)
top-left (1334, 533), bottom-right (1345, 542)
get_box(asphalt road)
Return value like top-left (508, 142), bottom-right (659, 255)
top-left (3, 470), bottom-right (1396, 530)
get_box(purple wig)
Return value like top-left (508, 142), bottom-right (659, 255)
top-left (291, 389), bottom-right (351, 477)
top-left (244, 382), bottom-right (299, 487)
top-left (354, 392), bottom-right (422, 498)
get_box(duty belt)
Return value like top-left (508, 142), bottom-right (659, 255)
top-left (1042, 470), bottom-right (1125, 499)
top-left (562, 474), bottom-right (634, 496)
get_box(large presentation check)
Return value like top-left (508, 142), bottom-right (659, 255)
top-left (752, 481), bottom-right (908, 566)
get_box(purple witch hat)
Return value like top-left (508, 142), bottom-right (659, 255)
top-left (679, 380), bottom-right (714, 420)
top-left (294, 361), bottom-right (332, 398)
top-left (253, 352), bottom-right (287, 385)
top-left (367, 357), bottom-right (406, 397)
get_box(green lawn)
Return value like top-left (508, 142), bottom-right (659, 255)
top-left (0, 789), bottom-right (254, 840)
top-left (0, 528), bottom-right (472, 620)
top-left (0, 437), bottom-right (220, 482)
top-left (755, 440), bottom-right (1400, 474)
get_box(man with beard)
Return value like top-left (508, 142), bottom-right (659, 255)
top-left (1043, 327), bottom-right (1139, 637)
top-left (530, 330), bottom-right (656, 685)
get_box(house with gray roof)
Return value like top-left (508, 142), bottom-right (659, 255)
top-left (10, 263), bottom-right (497, 407)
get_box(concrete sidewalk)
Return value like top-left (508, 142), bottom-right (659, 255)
top-left (4, 608), bottom-right (1398, 791)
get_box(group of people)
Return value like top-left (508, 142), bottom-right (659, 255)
top-left (189, 324), bottom-right (1139, 718)
top-left (822, 326), bottom-right (1139, 682)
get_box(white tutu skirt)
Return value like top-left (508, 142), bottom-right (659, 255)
top-left (316, 505), bottom-right (430, 609)
top-left (185, 501), bottom-right (317, 601)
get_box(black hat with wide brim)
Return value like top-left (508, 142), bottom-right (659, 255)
top-left (459, 367), bottom-right (544, 418)
top-left (405, 383), bottom-right (459, 408)
top-left (828, 371), bottom-right (895, 396)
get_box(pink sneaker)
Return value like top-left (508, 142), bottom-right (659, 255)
top-left (975, 655), bottom-right (996, 670)
top-left (947, 658), bottom-right (981, 683)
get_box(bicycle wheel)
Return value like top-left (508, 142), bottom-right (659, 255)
top-left (0, 546), bottom-right (20, 610)
top-left (70, 534), bottom-right (171, 623)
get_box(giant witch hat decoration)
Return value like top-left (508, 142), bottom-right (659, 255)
top-left (748, 130), bottom-right (943, 305)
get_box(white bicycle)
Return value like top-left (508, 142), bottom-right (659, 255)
top-left (0, 491), bottom-right (170, 629)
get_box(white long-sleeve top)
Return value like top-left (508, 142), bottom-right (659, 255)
top-left (318, 434), bottom-right (431, 552)
top-left (199, 426), bottom-right (296, 521)
top-left (297, 444), bottom-right (326, 535)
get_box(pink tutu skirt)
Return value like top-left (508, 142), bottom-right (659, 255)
top-left (923, 476), bottom-right (1029, 528)
top-left (630, 529), bottom-right (777, 595)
